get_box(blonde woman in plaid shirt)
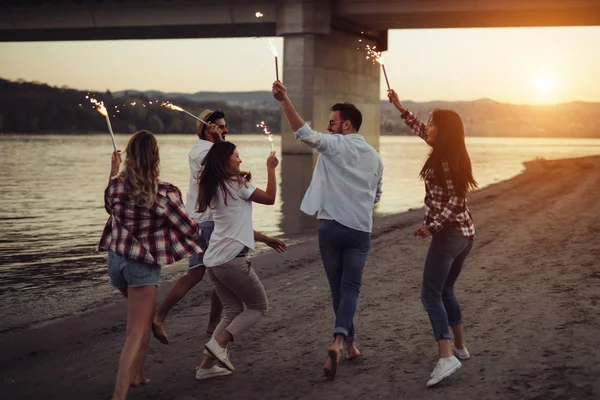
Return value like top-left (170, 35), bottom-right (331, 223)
top-left (99, 130), bottom-right (202, 400)
top-left (388, 89), bottom-right (477, 388)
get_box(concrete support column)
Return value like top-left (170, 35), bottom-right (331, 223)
top-left (277, 1), bottom-right (382, 154)
top-left (275, 0), bottom-right (384, 235)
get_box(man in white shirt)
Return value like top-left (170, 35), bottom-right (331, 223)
top-left (272, 81), bottom-right (383, 379)
top-left (152, 109), bottom-right (228, 344)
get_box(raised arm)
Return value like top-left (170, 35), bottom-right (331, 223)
top-left (109, 150), bottom-right (121, 180)
top-left (104, 151), bottom-right (121, 214)
top-left (272, 81), bottom-right (342, 155)
top-left (249, 152), bottom-right (278, 205)
top-left (387, 89), bottom-right (429, 142)
top-left (272, 81), bottom-right (306, 132)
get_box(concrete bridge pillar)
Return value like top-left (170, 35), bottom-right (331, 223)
top-left (276, 0), bottom-right (383, 154)
top-left (275, 0), bottom-right (386, 235)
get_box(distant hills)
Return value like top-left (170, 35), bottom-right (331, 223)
top-left (1, 79), bottom-right (599, 138)
top-left (116, 88), bottom-right (600, 138)
top-left (113, 90), bottom-right (277, 108)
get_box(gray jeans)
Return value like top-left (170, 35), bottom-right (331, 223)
top-left (421, 227), bottom-right (474, 340)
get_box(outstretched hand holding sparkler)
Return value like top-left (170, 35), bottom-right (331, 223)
top-left (387, 89), bottom-right (407, 113)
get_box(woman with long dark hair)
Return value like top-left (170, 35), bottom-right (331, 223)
top-left (98, 130), bottom-right (201, 399)
top-left (193, 141), bottom-right (286, 380)
top-left (388, 89), bottom-right (477, 387)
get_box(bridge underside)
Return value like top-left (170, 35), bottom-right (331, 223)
top-left (1, 1), bottom-right (599, 42)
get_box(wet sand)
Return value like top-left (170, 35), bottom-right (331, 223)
top-left (1, 155), bottom-right (599, 399)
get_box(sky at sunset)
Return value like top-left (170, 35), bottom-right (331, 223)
top-left (0, 26), bottom-right (598, 105)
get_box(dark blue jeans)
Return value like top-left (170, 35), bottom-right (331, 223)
top-left (421, 226), bottom-right (474, 341)
top-left (188, 221), bottom-right (214, 269)
top-left (319, 219), bottom-right (371, 342)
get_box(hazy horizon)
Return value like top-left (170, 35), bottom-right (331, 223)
top-left (1, 26), bottom-right (599, 105)
top-left (6, 76), bottom-right (600, 107)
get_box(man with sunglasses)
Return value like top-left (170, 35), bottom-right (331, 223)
top-left (152, 109), bottom-right (227, 344)
top-left (272, 81), bottom-right (383, 379)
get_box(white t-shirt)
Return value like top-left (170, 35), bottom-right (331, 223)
top-left (185, 139), bottom-right (213, 223)
top-left (203, 179), bottom-right (257, 267)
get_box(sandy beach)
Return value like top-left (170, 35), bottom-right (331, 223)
top-left (1, 155), bottom-right (599, 400)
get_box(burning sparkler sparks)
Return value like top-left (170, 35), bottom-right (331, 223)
top-left (162, 102), bottom-right (208, 125)
top-left (364, 44), bottom-right (390, 91)
top-left (255, 11), bottom-right (264, 18)
top-left (88, 97), bottom-right (117, 151)
top-left (257, 121), bottom-right (274, 152)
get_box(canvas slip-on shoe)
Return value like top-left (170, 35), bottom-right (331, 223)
top-left (195, 365), bottom-right (233, 380)
top-left (452, 345), bottom-right (471, 361)
top-left (426, 356), bottom-right (462, 387)
top-left (204, 338), bottom-right (235, 371)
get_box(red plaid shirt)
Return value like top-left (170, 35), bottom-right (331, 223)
top-left (401, 110), bottom-right (475, 239)
top-left (98, 176), bottom-right (202, 266)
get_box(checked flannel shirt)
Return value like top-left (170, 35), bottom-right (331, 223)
top-left (400, 110), bottom-right (475, 239)
top-left (98, 176), bottom-right (202, 266)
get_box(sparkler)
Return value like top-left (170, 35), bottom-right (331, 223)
top-left (88, 97), bottom-right (117, 151)
top-left (255, 11), bottom-right (264, 18)
top-left (162, 102), bottom-right (208, 125)
top-left (257, 121), bottom-right (274, 152)
top-left (268, 38), bottom-right (279, 81)
top-left (365, 44), bottom-right (390, 91)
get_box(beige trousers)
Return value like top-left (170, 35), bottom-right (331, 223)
top-left (207, 257), bottom-right (268, 340)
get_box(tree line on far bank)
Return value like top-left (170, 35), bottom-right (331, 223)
top-left (1, 78), bottom-right (599, 138)
top-left (0, 78), bottom-right (281, 135)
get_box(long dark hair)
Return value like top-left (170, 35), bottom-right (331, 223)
top-left (419, 109), bottom-right (478, 197)
top-left (196, 141), bottom-right (243, 212)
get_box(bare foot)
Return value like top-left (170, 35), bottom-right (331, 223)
top-left (346, 342), bottom-right (361, 360)
top-left (151, 320), bottom-right (169, 345)
top-left (131, 377), bottom-right (150, 387)
top-left (323, 344), bottom-right (342, 380)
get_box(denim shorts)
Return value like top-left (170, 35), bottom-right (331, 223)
top-left (189, 221), bottom-right (215, 269)
top-left (107, 250), bottom-right (161, 289)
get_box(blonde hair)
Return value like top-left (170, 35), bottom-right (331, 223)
top-left (119, 130), bottom-right (160, 208)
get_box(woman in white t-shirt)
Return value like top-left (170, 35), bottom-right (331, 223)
top-left (194, 141), bottom-right (285, 379)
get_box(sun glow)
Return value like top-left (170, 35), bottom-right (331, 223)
top-left (532, 73), bottom-right (554, 95)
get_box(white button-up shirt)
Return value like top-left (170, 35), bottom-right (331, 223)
top-left (296, 123), bottom-right (383, 233)
top-left (185, 139), bottom-right (213, 223)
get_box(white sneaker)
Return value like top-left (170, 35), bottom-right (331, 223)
top-left (204, 338), bottom-right (235, 371)
top-left (453, 345), bottom-right (471, 361)
top-left (195, 365), bottom-right (233, 380)
top-left (426, 356), bottom-right (462, 387)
